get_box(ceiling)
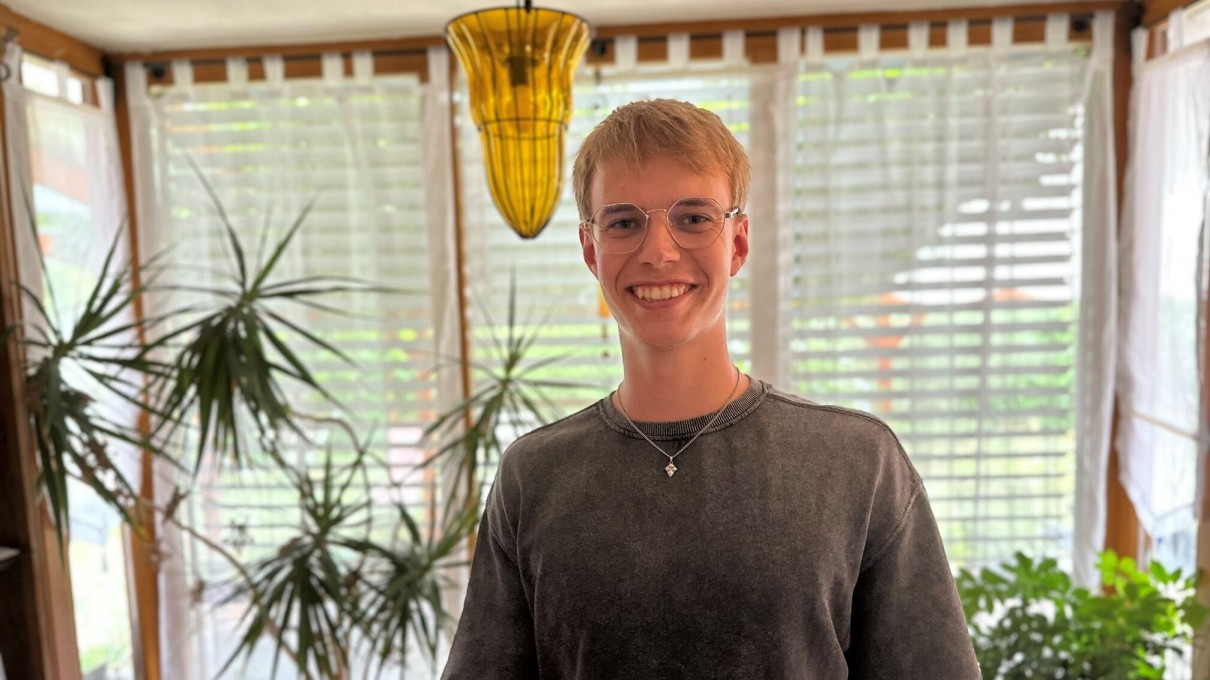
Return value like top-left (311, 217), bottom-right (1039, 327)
top-left (8, 0), bottom-right (1098, 54)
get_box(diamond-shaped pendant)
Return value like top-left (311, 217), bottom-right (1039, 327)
top-left (664, 462), bottom-right (677, 477)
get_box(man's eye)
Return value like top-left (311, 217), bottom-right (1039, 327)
top-left (607, 219), bottom-right (640, 231)
top-left (677, 213), bottom-right (714, 228)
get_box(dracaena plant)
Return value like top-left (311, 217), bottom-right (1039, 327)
top-left (150, 158), bottom-right (385, 473)
top-left (9, 162), bottom-right (379, 549)
top-left (421, 277), bottom-right (584, 520)
top-left (218, 424), bottom-right (475, 680)
top-left (10, 225), bottom-right (171, 548)
top-left (11, 166), bottom-right (575, 678)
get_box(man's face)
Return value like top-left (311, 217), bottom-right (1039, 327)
top-left (580, 156), bottom-right (749, 353)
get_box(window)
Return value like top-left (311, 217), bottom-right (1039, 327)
top-left (779, 45), bottom-right (1092, 570)
top-left (457, 21), bottom-right (1109, 576)
top-left (129, 58), bottom-right (451, 678)
top-left (21, 53), bottom-right (89, 105)
top-left (10, 57), bottom-right (136, 678)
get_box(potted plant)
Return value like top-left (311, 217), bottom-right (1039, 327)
top-left (957, 550), bottom-right (1207, 679)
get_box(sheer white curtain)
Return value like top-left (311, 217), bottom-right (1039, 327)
top-left (124, 49), bottom-right (459, 679)
top-left (1117, 11), bottom-right (1210, 573)
top-left (4, 43), bottom-right (138, 679)
top-left (457, 14), bottom-right (1117, 586)
top-left (749, 13), bottom-right (1118, 585)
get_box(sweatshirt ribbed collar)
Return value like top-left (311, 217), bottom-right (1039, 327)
top-left (597, 376), bottom-right (769, 441)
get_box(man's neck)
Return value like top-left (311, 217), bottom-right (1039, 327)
top-left (614, 333), bottom-right (747, 422)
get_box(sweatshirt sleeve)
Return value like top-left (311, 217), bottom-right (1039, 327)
top-left (844, 432), bottom-right (981, 679)
top-left (441, 474), bottom-right (538, 679)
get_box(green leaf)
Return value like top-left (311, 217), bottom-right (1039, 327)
top-left (185, 155), bottom-right (248, 290)
top-left (249, 197), bottom-right (316, 293)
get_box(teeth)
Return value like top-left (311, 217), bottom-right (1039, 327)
top-left (633, 284), bottom-right (688, 301)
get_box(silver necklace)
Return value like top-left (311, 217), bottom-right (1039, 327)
top-left (615, 368), bottom-right (742, 478)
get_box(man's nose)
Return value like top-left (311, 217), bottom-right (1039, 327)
top-left (636, 211), bottom-right (681, 265)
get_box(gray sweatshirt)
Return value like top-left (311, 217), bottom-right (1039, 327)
top-left (443, 379), bottom-right (980, 679)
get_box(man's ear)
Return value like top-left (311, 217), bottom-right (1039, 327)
top-left (730, 215), bottom-right (750, 277)
top-left (579, 226), bottom-right (599, 278)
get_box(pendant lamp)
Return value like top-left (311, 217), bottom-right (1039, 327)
top-left (446, 2), bottom-right (592, 239)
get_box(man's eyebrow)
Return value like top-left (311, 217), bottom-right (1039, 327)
top-left (599, 203), bottom-right (640, 215)
top-left (675, 198), bottom-right (715, 208)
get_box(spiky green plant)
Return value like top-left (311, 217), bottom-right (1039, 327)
top-left (219, 427), bottom-right (474, 680)
top-left (219, 448), bottom-right (364, 680)
top-left (421, 278), bottom-right (583, 521)
top-left (342, 502), bottom-right (476, 674)
top-left (151, 159), bottom-right (386, 472)
top-left (11, 225), bottom-right (173, 548)
top-left (10, 168), bottom-right (563, 679)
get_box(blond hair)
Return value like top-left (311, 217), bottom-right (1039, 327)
top-left (571, 99), bottom-right (751, 220)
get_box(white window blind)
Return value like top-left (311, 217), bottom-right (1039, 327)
top-left (781, 37), bottom-right (1092, 570)
top-left (457, 62), bottom-right (753, 495)
top-left (458, 28), bottom-right (1107, 576)
top-left (129, 59), bottom-right (446, 678)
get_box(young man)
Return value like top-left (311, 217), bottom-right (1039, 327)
top-left (443, 100), bottom-right (979, 678)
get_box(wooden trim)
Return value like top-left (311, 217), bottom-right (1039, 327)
top-left (1103, 7), bottom-right (1144, 566)
top-left (108, 38), bottom-right (436, 84)
top-left (1141, 0), bottom-right (1209, 59)
top-left (0, 3), bottom-right (103, 78)
top-left (591, 1), bottom-right (1126, 40)
top-left (0, 68), bottom-right (50, 680)
top-left (583, 4), bottom-right (1124, 66)
top-left (447, 56), bottom-right (478, 557)
top-left (107, 35), bottom-right (438, 87)
top-left (137, 52), bottom-right (431, 87)
top-left (108, 62), bottom-right (162, 680)
top-left (1195, 14), bottom-right (1210, 660)
top-left (1196, 216), bottom-right (1210, 676)
top-left (586, 18), bottom-right (1101, 66)
top-left (1195, 293), bottom-right (1210, 676)
top-left (1104, 443), bottom-right (1142, 560)
top-left (1142, 0), bottom-right (1202, 26)
top-left (126, 473), bottom-right (160, 680)
top-left (107, 35), bottom-right (442, 64)
top-left (0, 54), bottom-right (82, 680)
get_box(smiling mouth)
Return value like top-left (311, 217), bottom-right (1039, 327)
top-left (631, 284), bottom-right (691, 302)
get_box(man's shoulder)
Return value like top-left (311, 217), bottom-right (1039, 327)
top-left (756, 383), bottom-right (921, 490)
top-left (760, 384), bottom-right (903, 446)
top-left (499, 401), bottom-right (603, 464)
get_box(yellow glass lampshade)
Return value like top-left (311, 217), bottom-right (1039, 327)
top-left (446, 6), bottom-right (592, 239)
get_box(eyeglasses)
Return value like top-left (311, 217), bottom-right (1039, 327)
top-left (581, 197), bottom-right (741, 255)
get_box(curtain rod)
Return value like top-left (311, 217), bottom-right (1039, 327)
top-left (617, 11), bottom-right (1096, 41)
top-left (139, 46), bottom-right (430, 73)
top-left (135, 7), bottom-right (1103, 74)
